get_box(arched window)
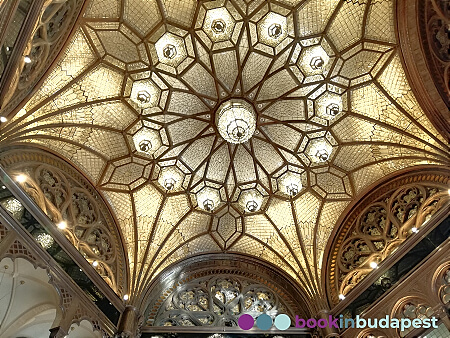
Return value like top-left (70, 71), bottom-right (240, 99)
top-left (154, 275), bottom-right (289, 327)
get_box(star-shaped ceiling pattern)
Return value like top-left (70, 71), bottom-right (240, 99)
top-left (0, 0), bottom-right (448, 302)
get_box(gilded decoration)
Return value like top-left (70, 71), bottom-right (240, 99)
top-left (1, 0), bottom-right (87, 110)
top-left (0, 149), bottom-right (127, 295)
top-left (0, 0), bottom-right (449, 307)
top-left (420, 0), bottom-right (450, 108)
top-left (154, 275), bottom-right (290, 327)
top-left (326, 168), bottom-right (450, 305)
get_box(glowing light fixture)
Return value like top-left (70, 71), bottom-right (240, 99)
top-left (163, 44), bottom-right (177, 59)
top-left (57, 221), bottom-right (67, 230)
top-left (0, 117), bottom-right (7, 123)
top-left (130, 79), bottom-right (160, 108)
top-left (298, 45), bottom-right (330, 76)
top-left (24, 56), bottom-right (31, 63)
top-left (268, 23), bottom-right (283, 38)
top-left (196, 187), bottom-right (221, 212)
top-left (203, 7), bottom-right (235, 42)
top-left (212, 20), bottom-right (226, 33)
top-left (36, 233), bottom-right (54, 249)
top-left (308, 138), bottom-right (333, 163)
top-left (15, 174), bottom-right (26, 183)
top-left (216, 100), bottom-right (256, 144)
top-left (92, 260), bottom-right (99, 267)
top-left (315, 92), bottom-right (343, 120)
top-left (278, 171), bottom-right (303, 197)
top-left (369, 261), bottom-right (378, 269)
top-left (155, 32), bottom-right (187, 67)
top-left (339, 294), bottom-right (345, 300)
top-left (123, 294), bottom-right (129, 301)
top-left (158, 166), bottom-right (185, 192)
top-left (411, 227), bottom-right (418, 233)
top-left (0, 197), bottom-right (24, 219)
top-left (164, 178), bottom-right (176, 191)
top-left (258, 12), bottom-right (288, 47)
top-left (133, 128), bottom-right (161, 155)
top-left (240, 189), bottom-right (263, 213)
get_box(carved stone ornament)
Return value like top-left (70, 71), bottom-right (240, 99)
top-left (0, 148), bottom-right (127, 294)
top-left (2, 0), bottom-right (87, 111)
top-left (421, 0), bottom-right (450, 107)
top-left (326, 167), bottom-right (450, 305)
top-left (153, 275), bottom-right (290, 327)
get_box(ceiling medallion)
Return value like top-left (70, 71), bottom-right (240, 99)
top-left (215, 100), bottom-right (257, 144)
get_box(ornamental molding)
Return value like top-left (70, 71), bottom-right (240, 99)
top-left (1, 0), bottom-right (88, 113)
top-left (397, 0), bottom-right (450, 139)
top-left (0, 147), bottom-right (128, 295)
top-left (325, 166), bottom-right (450, 306)
top-left (340, 239), bottom-right (450, 338)
top-left (143, 253), bottom-right (312, 327)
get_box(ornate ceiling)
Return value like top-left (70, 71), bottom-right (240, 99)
top-left (0, 0), bottom-right (448, 307)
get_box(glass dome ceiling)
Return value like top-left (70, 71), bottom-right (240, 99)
top-left (0, 0), bottom-right (448, 301)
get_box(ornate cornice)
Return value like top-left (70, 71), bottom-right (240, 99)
top-left (397, 0), bottom-right (450, 140)
top-left (142, 253), bottom-right (313, 328)
top-left (0, 0), bottom-right (89, 113)
top-left (323, 166), bottom-right (450, 306)
top-left (0, 146), bottom-right (129, 296)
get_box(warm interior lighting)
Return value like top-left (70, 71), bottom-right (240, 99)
top-left (370, 261), bottom-right (378, 269)
top-left (92, 260), bottom-right (99, 267)
top-left (133, 128), bottom-right (161, 155)
top-left (411, 227), bottom-right (418, 233)
top-left (130, 79), bottom-right (160, 108)
top-left (240, 189), bottom-right (263, 212)
top-left (258, 12), bottom-right (288, 47)
top-left (57, 221), bottom-right (67, 230)
top-left (158, 166), bottom-right (184, 191)
top-left (163, 44), bottom-right (177, 59)
top-left (139, 140), bottom-right (152, 152)
top-left (286, 183), bottom-right (299, 197)
top-left (164, 177), bottom-right (176, 191)
top-left (24, 56), bottom-right (31, 63)
top-left (298, 45), bottom-right (330, 76)
top-left (246, 200), bottom-right (259, 212)
top-left (203, 7), bottom-right (235, 42)
top-left (155, 32), bottom-right (187, 66)
top-left (268, 23), bottom-right (283, 38)
top-left (0, 116), bottom-right (7, 122)
top-left (123, 294), bottom-right (129, 301)
top-left (196, 187), bottom-right (221, 212)
top-left (316, 92), bottom-right (343, 120)
top-left (308, 138), bottom-right (332, 163)
top-left (15, 174), bottom-right (26, 183)
top-left (212, 19), bottom-right (226, 33)
top-left (36, 233), bottom-right (54, 249)
top-left (203, 199), bottom-right (214, 212)
top-left (326, 103), bottom-right (340, 117)
top-left (216, 100), bottom-right (256, 144)
top-left (339, 294), bottom-right (345, 300)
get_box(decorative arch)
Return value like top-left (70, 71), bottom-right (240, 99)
top-left (142, 253), bottom-right (312, 328)
top-left (433, 262), bottom-right (450, 306)
top-left (0, 257), bottom-right (60, 338)
top-left (397, 0), bottom-right (450, 139)
top-left (324, 166), bottom-right (450, 306)
top-left (0, 146), bottom-right (128, 295)
top-left (391, 296), bottom-right (435, 338)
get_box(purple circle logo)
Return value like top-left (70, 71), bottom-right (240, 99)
top-left (238, 314), bottom-right (254, 330)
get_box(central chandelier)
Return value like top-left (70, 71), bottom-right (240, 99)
top-left (216, 100), bottom-right (257, 144)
